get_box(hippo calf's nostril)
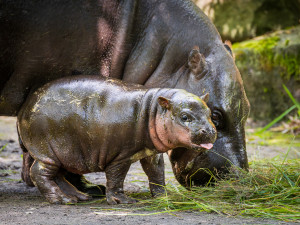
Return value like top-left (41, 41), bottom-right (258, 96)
top-left (200, 129), bottom-right (207, 134)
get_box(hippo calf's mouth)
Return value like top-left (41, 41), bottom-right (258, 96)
top-left (192, 143), bottom-right (214, 150)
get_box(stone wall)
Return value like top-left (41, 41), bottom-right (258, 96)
top-left (193, 0), bottom-right (300, 42)
top-left (232, 26), bottom-right (300, 121)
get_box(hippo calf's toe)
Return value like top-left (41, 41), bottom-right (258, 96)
top-left (17, 76), bottom-right (216, 204)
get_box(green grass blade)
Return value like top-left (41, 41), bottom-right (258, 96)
top-left (271, 163), bottom-right (295, 187)
top-left (283, 84), bottom-right (300, 115)
top-left (257, 105), bottom-right (297, 133)
top-left (0, 144), bottom-right (7, 153)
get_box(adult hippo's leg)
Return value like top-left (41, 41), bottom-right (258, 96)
top-left (140, 154), bottom-right (166, 196)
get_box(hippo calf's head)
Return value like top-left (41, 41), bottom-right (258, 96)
top-left (152, 90), bottom-right (217, 153)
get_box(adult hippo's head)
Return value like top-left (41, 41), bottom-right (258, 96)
top-left (119, 0), bottom-right (250, 187)
top-left (169, 43), bottom-right (250, 187)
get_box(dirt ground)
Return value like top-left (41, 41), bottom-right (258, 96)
top-left (0, 116), bottom-right (298, 225)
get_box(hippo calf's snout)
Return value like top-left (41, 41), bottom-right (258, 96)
top-left (198, 120), bottom-right (217, 147)
top-left (194, 126), bottom-right (217, 150)
top-left (182, 93), bottom-right (217, 151)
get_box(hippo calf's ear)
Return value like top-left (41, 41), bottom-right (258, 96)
top-left (158, 97), bottom-right (171, 110)
top-left (188, 47), bottom-right (206, 79)
top-left (224, 40), bottom-right (235, 60)
top-left (200, 93), bottom-right (209, 103)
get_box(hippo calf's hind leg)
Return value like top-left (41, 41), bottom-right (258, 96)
top-left (105, 161), bottom-right (137, 205)
top-left (30, 160), bottom-right (77, 204)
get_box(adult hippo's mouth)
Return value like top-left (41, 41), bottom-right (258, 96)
top-left (169, 147), bottom-right (229, 187)
top-left (169, 131), bottom-right (249, 187)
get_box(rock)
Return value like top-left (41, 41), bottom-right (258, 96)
top-left (232, 26), bottom-right (300, 122)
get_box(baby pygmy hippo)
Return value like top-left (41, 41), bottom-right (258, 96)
top-left (17, 75), bottom-right (216, 205)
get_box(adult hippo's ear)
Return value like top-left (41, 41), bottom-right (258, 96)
top-left (200, 93), bottom-right (209, 103)
top-left (188, 46), bottom-right (207, 79)
top-left (158, 97), bottom-right (171, 110)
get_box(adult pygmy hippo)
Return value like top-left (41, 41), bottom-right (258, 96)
top-left (17, 76), bottom-right (216, 204)
top-left (1, 0), bottom-right (250, 193)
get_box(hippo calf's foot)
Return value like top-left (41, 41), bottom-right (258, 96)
top-left (106, 191), bottom-right (137, 205)
top-left (149, 183), bottom-right (165, 197)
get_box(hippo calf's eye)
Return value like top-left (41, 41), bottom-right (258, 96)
top-left (180, 113), bottom-right (191, 122)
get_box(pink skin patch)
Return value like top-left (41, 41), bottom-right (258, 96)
top-left (190, 143), bottom-right (213, 150)
top-left (199, 143), bottom-right (214, 150)
top-left (200, 143), bottom-right (213, 150)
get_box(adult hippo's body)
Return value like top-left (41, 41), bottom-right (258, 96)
top-left (0, 0), bottom-right (250, 190)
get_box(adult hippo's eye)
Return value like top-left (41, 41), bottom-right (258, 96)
top-left (211, 110), bottom-right (224, 129)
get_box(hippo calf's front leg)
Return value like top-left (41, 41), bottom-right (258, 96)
top-left (140, 154), bottom-right (166, 196)
top-left (105, 161), bottom-right (137, 205)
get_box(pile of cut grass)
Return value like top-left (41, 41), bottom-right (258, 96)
top-left (135, 157), bottom-right (300, 222)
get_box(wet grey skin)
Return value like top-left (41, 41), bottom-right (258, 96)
top-left (1, 0), bottom-right (250, 193)
top-left (17, 76), bottom-right (216, 204)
